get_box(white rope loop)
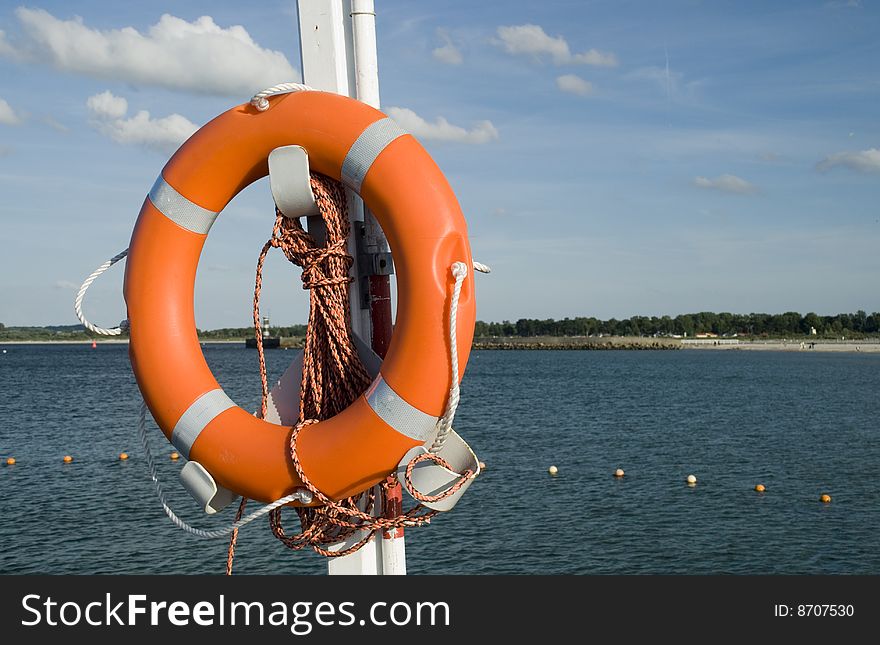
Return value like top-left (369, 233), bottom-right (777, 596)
top-left (74, 249), bottom-right (129, 336)
top-left (250, 83), bottom-right (314, 111)
top-left (138, 401), bottom-right (311, 539)
top-left (429, 261), bottom-right (469, 453)
top-left (472, 260), bottom-right (491, 274)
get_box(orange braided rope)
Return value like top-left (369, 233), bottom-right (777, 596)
top-left (224, 497), bottom-right (247, 575)
top-left (225, 172), bottom-right (470, 573)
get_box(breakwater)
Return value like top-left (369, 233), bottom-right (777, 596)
top-left (472, 337), bottom-right (681, 350)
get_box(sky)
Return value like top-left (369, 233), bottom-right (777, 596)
top-left (1, 0), bottom-right (878, 329)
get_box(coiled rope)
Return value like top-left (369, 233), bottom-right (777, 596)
top-left (226, 172), bottom-right (477, 572)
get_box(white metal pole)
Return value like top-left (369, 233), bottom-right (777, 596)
top-left (297, 0), bottom-right (371, 340)
top-left (350, 0), bottom-right (380, 108)
top-left (350, 0), bottom-right (393, 342)
top-left (350, 0), bottom-right (406, 576)
top-left (296, 0), bottom-right (379, 575)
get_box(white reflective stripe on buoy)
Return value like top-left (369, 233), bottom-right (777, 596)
top-left (340, 118), bottom-right (408, 193)
top-left (148, 175), bottom-right (220, 234)
top-left (171, 389), bottom-right (236, 459)
top-left (365, 376), bottom-right (438, 442)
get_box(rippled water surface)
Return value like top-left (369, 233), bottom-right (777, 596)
top-left (1, 344), bottom-right (878, 574)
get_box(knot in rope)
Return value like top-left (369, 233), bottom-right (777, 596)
top-left (266, 215), bottom-right (354, 291)
top-left (298, 241), bottom-right (354, 291)
top-left (261, 174), bottom-right (355, 294)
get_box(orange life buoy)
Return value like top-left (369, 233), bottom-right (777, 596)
top-left (124, 90), bottom-right (475, 504)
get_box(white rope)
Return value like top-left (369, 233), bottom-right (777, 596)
top-left (74, 249), bottom-right (129, 336)
top-left (429, 261), bottom-right (469, 453)
top-left (250, 83), bottom-right (314, 112)
top-left (472, 260), bottom-right (491, 274)
top-left (137, 401), bottom-right (312, 539)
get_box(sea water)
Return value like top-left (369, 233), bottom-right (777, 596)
top-left (1, 344), bottom-right (877, 574)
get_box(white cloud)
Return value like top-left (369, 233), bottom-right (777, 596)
top-left (87, 91), bottom-right (128, 120)
top-left (495, 24), bottom-right (617, 67)
top-left (571, 50), bottom-right (617, 66)
top-left (556, 74), bottom-right (593, 96)
top-left (816, 148), bottom-right (880, 174)
top-left (693, 174), bottom-right (758, 195)
top-left (387, 107), bottom-right (498, 144)
top-left (87, 91), bottom-right (198, 154)
top-left (0, 98), bottom-right (23, 125)
top-left (433, 29), bottom-right (462, 65)
top-left (1, 9), bottom-right (297, 96)
top-left (54, 280), bottom-right (79, 291)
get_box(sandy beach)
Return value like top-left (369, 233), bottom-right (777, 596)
top-left (681, 339), bottom-right (880, 352)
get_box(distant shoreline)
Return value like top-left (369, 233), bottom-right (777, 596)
top-left (682, 340), bottom-right (879, 352)
top-left (3, 337), bottom-right (879, 352)
top-left (471, 336), bottom-right (880, 352)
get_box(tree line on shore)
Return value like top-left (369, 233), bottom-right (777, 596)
top-left (474, 310), bottom-right (880, 339)
top-left (2, 311), bottom-right (879, 341)
top-left (0, 323), bottom-right (309, 342)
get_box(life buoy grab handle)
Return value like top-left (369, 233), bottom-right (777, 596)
top-left (124, 91), bottom-right (475, 504)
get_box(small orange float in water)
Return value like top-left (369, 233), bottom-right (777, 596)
top-left (614, 468), bottom-right (625, 478)
top-left (91, 341), bottom-right (97, 349)
top-left (63, 455), bottom-right (73, 464)
top-left (6, 457), bottom-right (15, 466)
top-left (820, 494), bottom-right (831, 503)
top-left (119, 452), bottom-right (129, 461)
top-left (755, 484), bottom-right (766, 493)
top-left (170, 452), bottom-right (180, 461)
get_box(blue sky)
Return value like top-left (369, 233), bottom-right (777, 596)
top-left (1, 0), bottom-right (878, 328)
